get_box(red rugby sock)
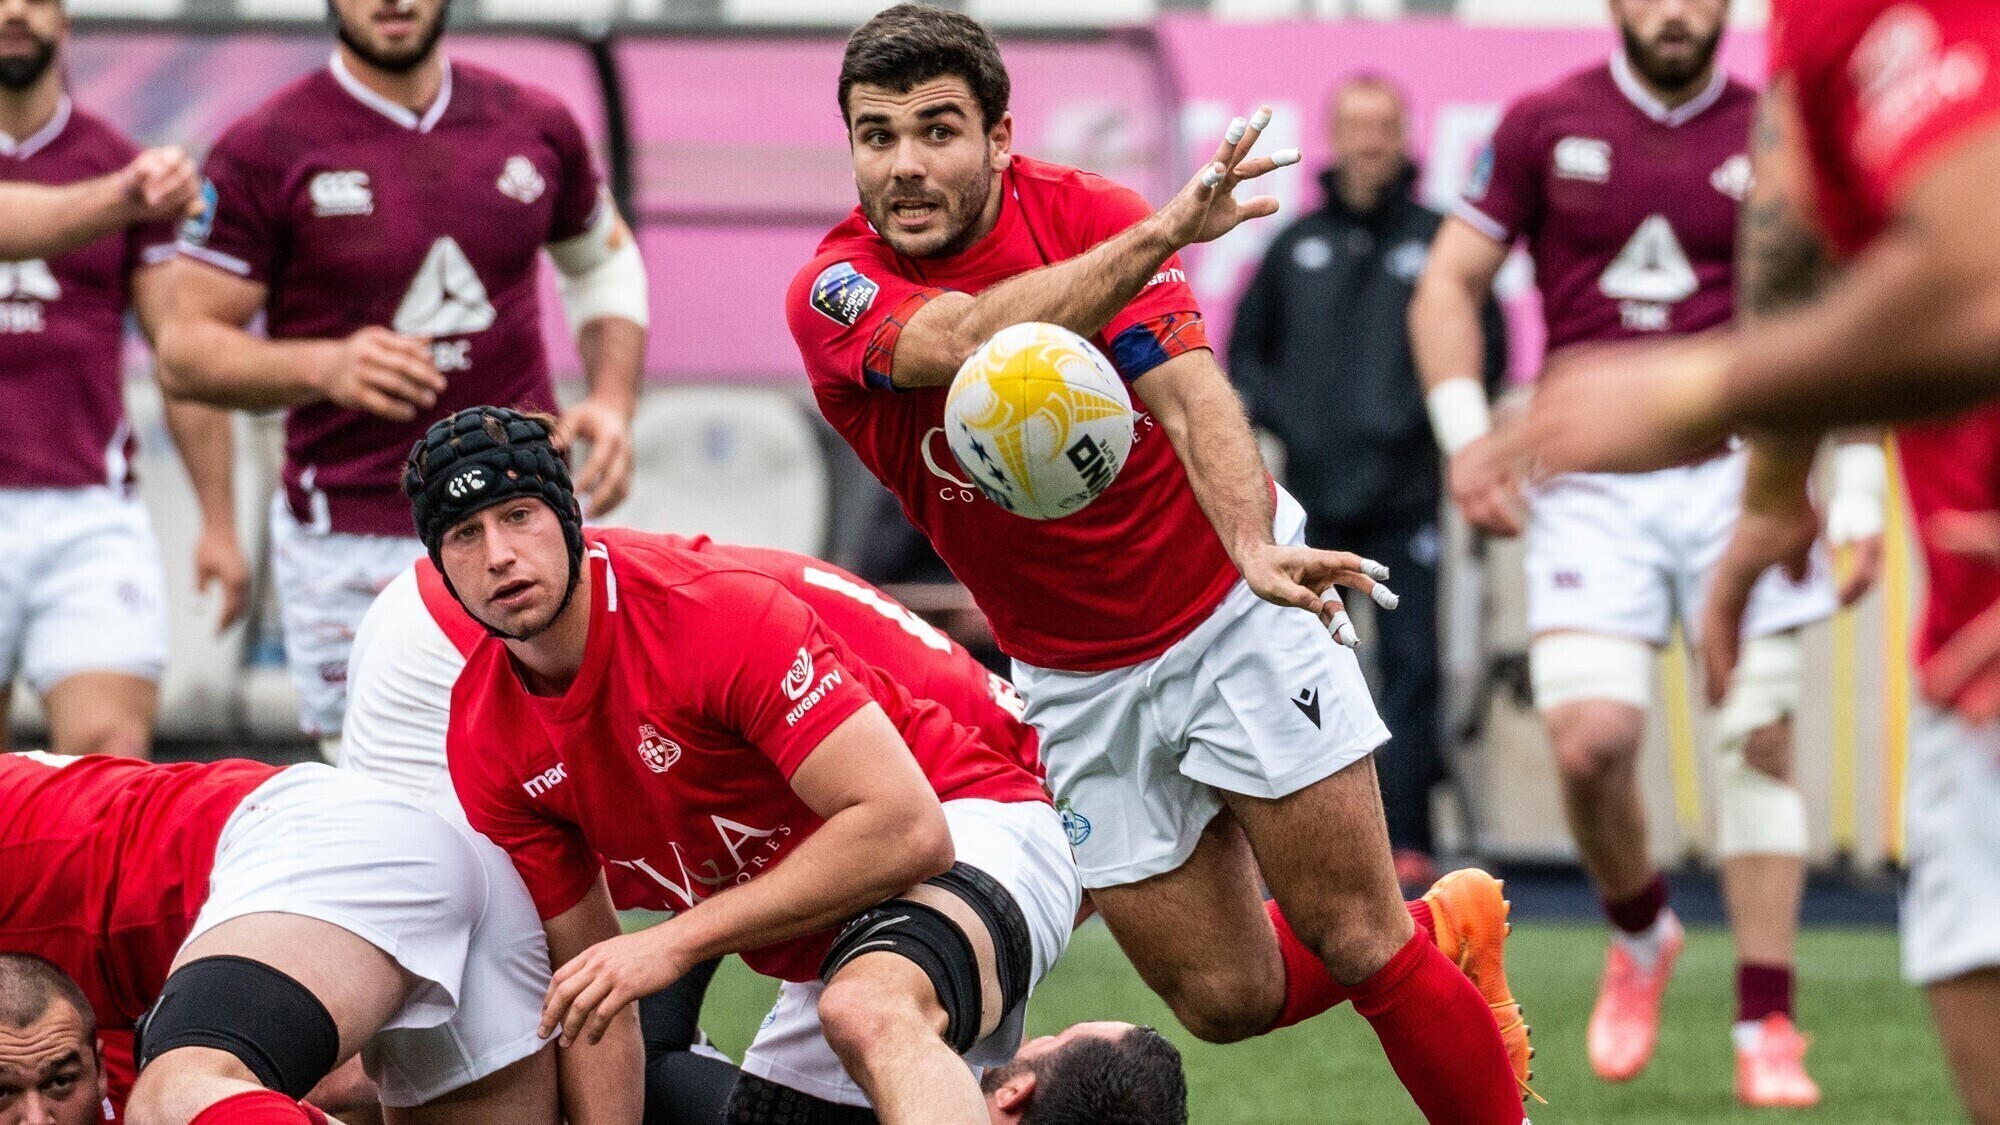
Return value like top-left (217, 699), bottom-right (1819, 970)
top-left (1265, 898), bottom-right (1439, 1031)
top-left (1350, 932), bottom-right (1525, 1123)
top-left (188, 1090), bottom-right (329, 1125)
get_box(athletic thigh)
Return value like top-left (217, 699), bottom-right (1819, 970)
top-left (387, 1044), bottom-right (558, 1125)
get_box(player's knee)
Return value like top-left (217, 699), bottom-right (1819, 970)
top-left (1154, 970), bottom-right (1272, 1045)
top-left (1549, 718), bottom-right (1640, 789)
top-left (1742, 718), bottom-right (1793, 780)
top-left (817, 967), bottom-right (939, 1065)
top-left (1713, 633), bottom-right (1807, 859)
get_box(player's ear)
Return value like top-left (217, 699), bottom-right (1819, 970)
top-left (992, 1069), bottom-right (1035, 1117)
top-left (988, 111), bottom-right (1013, 171)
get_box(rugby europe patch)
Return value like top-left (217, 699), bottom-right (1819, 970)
top-left (811, 261), bottom-right (880, 327)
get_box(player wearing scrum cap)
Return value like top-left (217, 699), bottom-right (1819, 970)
top-left (155, 0), bottom-right (646, 760)
top-left (784, 7), bottom-right (1528, 1121)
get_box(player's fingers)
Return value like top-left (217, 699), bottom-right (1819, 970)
top-left (1700, 577), bottom-right (1754, 705)
top-left (377, 350), bottom-right (446, 401)
top-left (1235, 196), bottom-right (1281, 223)
top-left (539, 967), bottom-right (584, 1037)
top-left (560, 975), bottom-right (616, 1047)
top-left (583, 987), bottom-right (629, 1046)
top-left (1230, 150), bottom-right (1303, 182)
top-left (1207, 116), bottom-right (1247, 170)
top-left (355, 383), bottom-right (418, 423)
top-left (1328, 606), bottom-right (1359, 649)
top-left (1229, 105), bottom-right (1273, 168)
top-left (220, 574), bottom-right (249, 631)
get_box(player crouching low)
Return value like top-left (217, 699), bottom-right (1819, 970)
top-left (405, 406), bottom-right (1080, 1125)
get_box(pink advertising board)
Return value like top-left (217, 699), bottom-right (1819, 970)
top-left (1151, 16), bottom-right (1770, 379)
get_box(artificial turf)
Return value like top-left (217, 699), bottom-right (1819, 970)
top-left (694, 920), bottom-right (1961, 1123)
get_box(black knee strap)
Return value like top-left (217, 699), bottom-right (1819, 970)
top-left (133, 955), bottom-right (340, 1099)
top-left (818, 861), bottom-right (1033, 1055)
top-left (724, 1071), bottom-right (880, 1125)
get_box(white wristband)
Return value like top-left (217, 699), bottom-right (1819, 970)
top-left (1425, 377), bottom-right (1492, 456)
top-left (1825, 441), bottom-right (1888, 546)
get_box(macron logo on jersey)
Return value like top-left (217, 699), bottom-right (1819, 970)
top-left (810, 262), bottom-right (880, 327)
top-left (522, 762), bottom-right (568, 799)
top-left (310, 170), bottom-right (374, 218)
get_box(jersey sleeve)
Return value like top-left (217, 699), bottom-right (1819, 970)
top-left (787, 242), bottom-right (946, 393)
top-left (446, 689), bottom-right (600, 920)
top-left (179, 126), bottom-right (280, 283)
top-left (543, 99), bottom-right (606, 243)
top-left (1456, 97), bottom-right (1543, 245)
top-left (1083, 181), bottom-right (1211, 381)
top-left (691, 572), bottom-right (877, 779)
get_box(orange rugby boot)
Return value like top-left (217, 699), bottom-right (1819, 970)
top-left (1735, 1014), bottom-right (1822, 1108)
top-left (1423, 867), bottom-right (1540, 1103)
top-left (1586, 911), bottom-right (1683, 1082)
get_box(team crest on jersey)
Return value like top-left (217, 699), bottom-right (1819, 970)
top-left (497, 156), bottom-right (547, 204)
top-left (1710, 154), bottom-right (1753, 202)
top-left (1553, 136), bottom-right (1612, 183)
top-left (781, 647), bottom-right (814, 701)
top-left (1056, 797), bottom-right (1091, 847)
top-left (637, 723), bottom-right (683, 773)
top-left (810, 262), bottom-right (880, 327)
top-left (310, 170), bottom-right (374, 218)
top-left (181, 178), bottom-right (218, 246)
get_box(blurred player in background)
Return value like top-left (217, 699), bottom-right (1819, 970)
top-left (0, 0), bottom-right (247, 761)
top-left (1408, 0), bottom-right (1887, 1101)
top-left (787, 8), bottom-right (1529, 1121)
top-left (155, 0), bottom-right (646, 761)
top-left (0, 750), bottom-right (575, 1125)
top-left (1523, 2), bottom-right (2000, 1120)
top-left (0, 954), bottom-right (111, 1125)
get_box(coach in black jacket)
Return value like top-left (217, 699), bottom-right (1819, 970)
top-left (1230, 75), bottom-right (1507, 883)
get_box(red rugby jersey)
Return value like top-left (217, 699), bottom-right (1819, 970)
top-left (446, 533), bottom-right (1047, 982)
top-left (787, 156), bottom-right (1239, 672)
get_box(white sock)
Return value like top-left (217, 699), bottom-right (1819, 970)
top-left (1733, 1020), bottom-right (1764, 1052)
top-left (1611, 911), bottom-right (1675, 974)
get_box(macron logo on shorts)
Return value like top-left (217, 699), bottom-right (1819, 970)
top-left (1290, 686), bottom-right (1321, 729)
top-left (810, 262), bottom-right (880, 327)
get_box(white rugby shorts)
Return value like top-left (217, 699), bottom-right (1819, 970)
top-left (1524, 451), bottom-right (1836, 646)
top-left (185, 763), bottom-right (550, 1107)
top-left (269, 497), bottom-right (426, 737)
top-left (0, 487), bottom-right (168, 693)
top-left (739, 798), bottom-right (1080, 1107)
top-left (340, 567), bottom-right (466, 817)
top-left (1011, 487), bottom-right (1389, 889)
top-left (1901, 704), bottom-right (2000, 986)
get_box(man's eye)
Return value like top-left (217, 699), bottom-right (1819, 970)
top-left (929, 126), bottom-right (953, 141)
top-left (507, 507), bottom-right (529, 523)
top-left (46, 1075), bottom-right (75, 1094)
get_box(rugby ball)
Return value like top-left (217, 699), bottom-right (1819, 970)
top-left (943, 323), bottom-right (1135, 520)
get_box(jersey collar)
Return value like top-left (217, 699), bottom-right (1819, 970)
top-left (329, 51), bottom-right (453, 134)
top-left (0, 95), bottom-right (71, 160)
top-left (1610, 52), bottom-right (1727, 127)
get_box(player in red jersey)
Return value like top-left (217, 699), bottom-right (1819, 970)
top-left (0, 750), bottom-right (583, 1125)
top-left (1522, 2), bottom-right (2000, 1119)
top-left (156, 0), bottom-right (646, 760)
top-left (784, 8), bottom-right (1528, 1121)
top-left (1408, 0), bottom-right (1878, 1099)
top-left (0, 0), bottom-right (248, 762)
top-left (406, 407), bottom-right (1080, 1125)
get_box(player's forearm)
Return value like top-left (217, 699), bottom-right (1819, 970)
top-left (895, 216), bottom-right (1179, 386)
top-left (578, 317), bottom-right (643, 416)
top-left (1409, 269), bottom-right (1490, 393)
top-left (0, 176), bottom-right (133, 260)
top-left (1739, 430), bottom-right (1820, 516)
top-left (659, 798), bottom-right (953, 966)
top-left (157, 316), bottom-right (339, 410)
top-left (1145, 354), bottom-right (1278, 562)
top-left (161, 397), bottom-right (238, 530)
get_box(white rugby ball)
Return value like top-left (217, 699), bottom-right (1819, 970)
top-left (944, 322), bottom-right (1135, 520)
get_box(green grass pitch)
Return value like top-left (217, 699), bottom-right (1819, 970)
top-left (692, 920), bottom-right (1962, 1123)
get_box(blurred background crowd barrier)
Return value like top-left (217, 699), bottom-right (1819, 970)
top-left (24, 0), bottom-right (1921, 877)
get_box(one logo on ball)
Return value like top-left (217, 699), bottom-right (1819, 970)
top-left (447, 467), bottom-right (487, 498)
top-left (781, 647), bottom-right (814, 700)
top-left (637, 723), bottom-right (682, 773)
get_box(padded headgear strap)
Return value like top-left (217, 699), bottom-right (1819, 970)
top-left (402, 406), bottom-right (585, 639)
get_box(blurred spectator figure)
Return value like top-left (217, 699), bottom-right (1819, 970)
top-left (1229, 74), bottom-right (1506, 888)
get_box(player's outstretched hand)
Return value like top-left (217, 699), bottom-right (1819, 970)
top-left (541, 926), bottom-right (692, 1048)
top-left (556, 396), bottom-right (634, 517)
top-left (120, 146), bottom-right (200, 223)
top-left (1448, 431), bottom-right (1526, 538)
top-left (319, 326), bottom-right (446, 422)
top-left (193, 523), bottom-right (250, 633)
top-left (1155, 106), bottom-right (1301, 251)
top-left (1698, 500), bottom-right (1818, 705)
top-left (1239, 542), bottom-right (1398, 648)
top-left (1528, 335), bottom-right (1737, 476)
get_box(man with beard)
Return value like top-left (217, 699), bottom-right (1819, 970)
top-left (0, 0), bottom-right (247, 762)
top-left (786, 8), bottom-right (1531, 1123)
top-left (1410, 0), bottom-right (1878, 1100)
top-left (156, 0), bottom-right (647, 761)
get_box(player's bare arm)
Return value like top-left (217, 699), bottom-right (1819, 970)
top-left (156, 258), bottom-right (444, 420)
top-left (134, 263), bottom-right (250, 632)
top-left (882, 103), bottom-right (1296, 389)
top-left (1134, 348), bottom-right (1396, 640)
top-left (548, 193), bottom-right (646, 515)
top-left (1409, 216), bottom-right (1523, 536)
top-left (541, 878), bottom-right (646, 1125)
top-left (541, 702), bottom-right (954, 1046)
top-left (0, 145), bottom-right (195, 259)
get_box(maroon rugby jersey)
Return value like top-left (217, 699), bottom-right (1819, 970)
top-left (181, 56), bottom-right (602, 535)
top-left (1458, 56), bottom-right (1756, 358)
top-left (0, 99), bottom-right (177, 489)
